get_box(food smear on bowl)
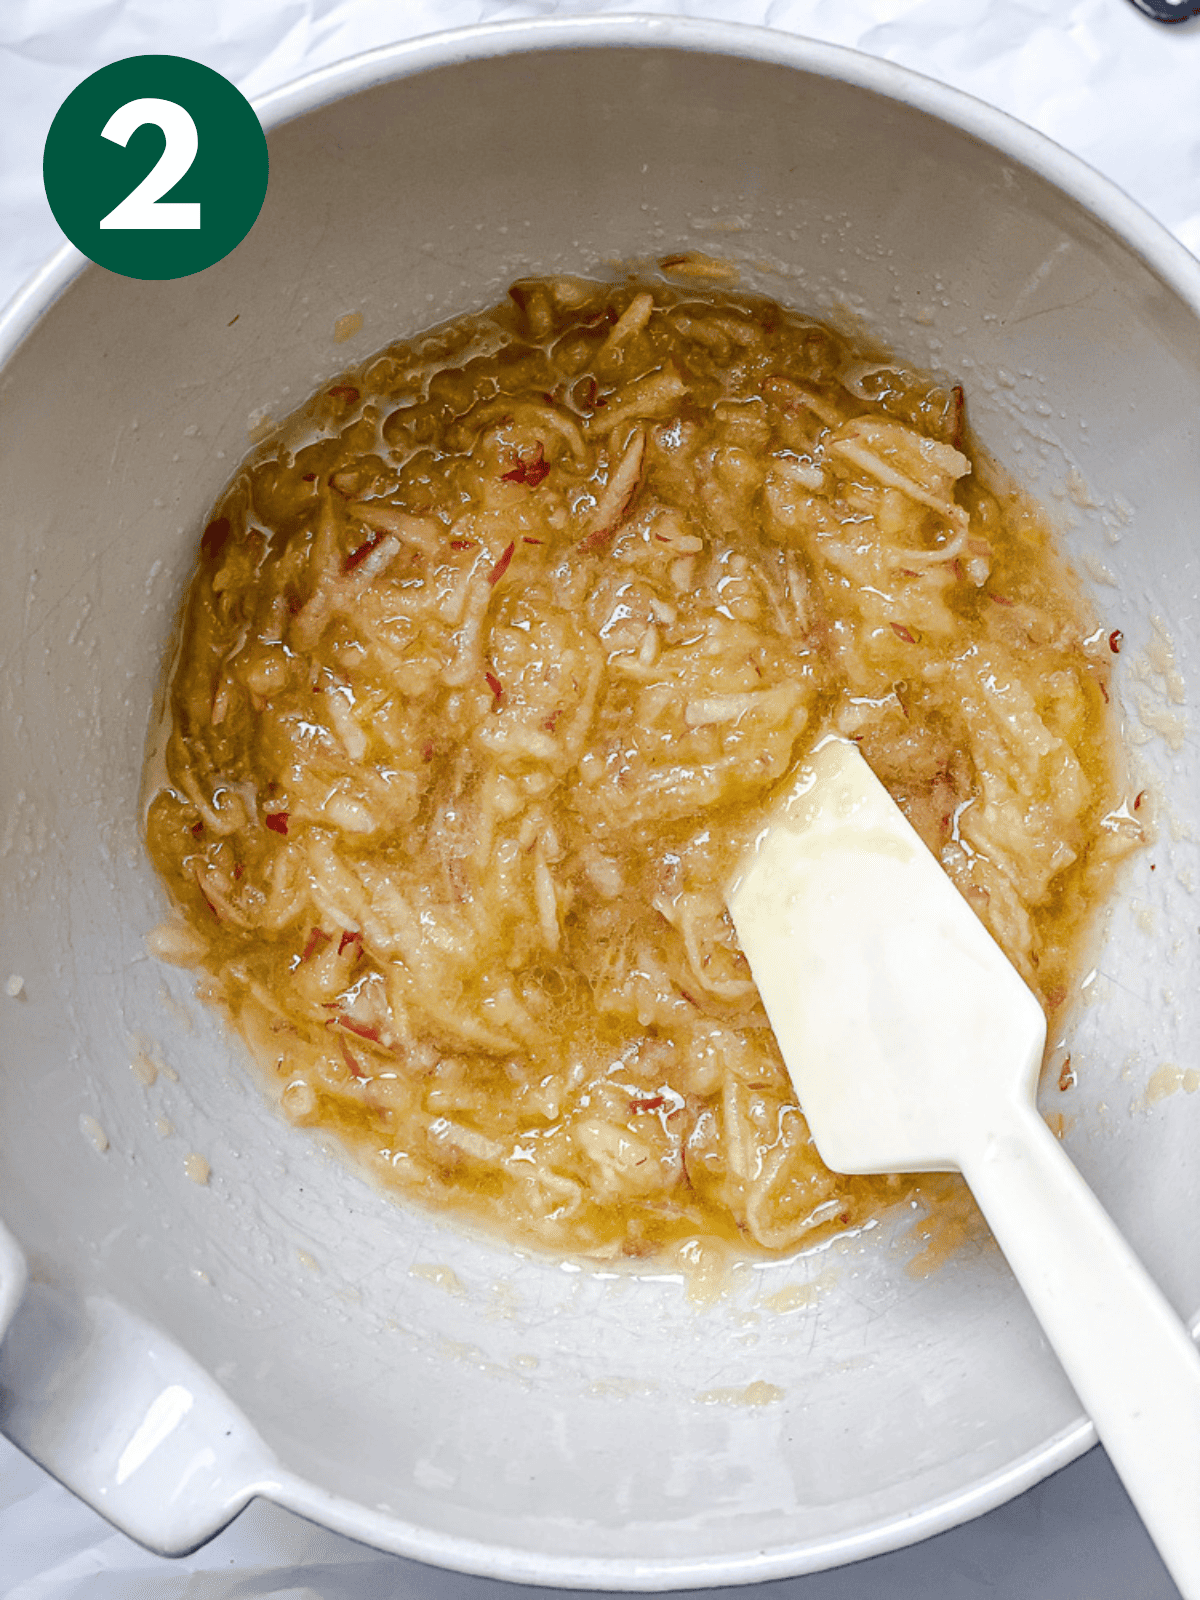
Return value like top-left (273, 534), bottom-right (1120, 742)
top-left (143, 274), bottom-right (1142, 1262)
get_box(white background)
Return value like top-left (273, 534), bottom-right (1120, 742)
top-left (1, 2), bottom-right (1198, 1595)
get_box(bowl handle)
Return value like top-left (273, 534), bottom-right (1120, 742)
top-left (0, 1275), bottom-right (290, 1554)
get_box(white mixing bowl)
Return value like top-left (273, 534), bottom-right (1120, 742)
top-left (0, 17), bottom-right (1197, 1588)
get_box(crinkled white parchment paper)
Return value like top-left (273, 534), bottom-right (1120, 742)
top-left (0, 3), bottom-right (1196, 1596)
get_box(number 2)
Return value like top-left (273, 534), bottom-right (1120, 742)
top-left (99, 97), bottom-right (201, 230)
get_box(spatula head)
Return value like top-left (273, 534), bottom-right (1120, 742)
top-left (727, 738), bottom-right (1047, 1175)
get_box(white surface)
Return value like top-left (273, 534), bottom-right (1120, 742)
top-left (0, 2), bottom-right (1197, 1597)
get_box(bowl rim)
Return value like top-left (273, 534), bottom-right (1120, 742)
top-left (4, 11), bottom-right (1199, 373)
top-left (2, 13), bottom-right (1197, 1589)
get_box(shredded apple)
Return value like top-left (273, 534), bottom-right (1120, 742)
top-left (144, 274), bottom-right (1141, 1262)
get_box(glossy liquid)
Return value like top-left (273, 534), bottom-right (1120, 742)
top-left (144, 275), bottom-right (1140, 1261)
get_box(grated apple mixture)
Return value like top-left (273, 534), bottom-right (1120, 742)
top-left (144, 274), bottom-right (1141, 1260)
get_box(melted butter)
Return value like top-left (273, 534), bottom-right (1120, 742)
top-left (79, 1114), bottom-right (109, 1155)
top-left (130, 1049), bottom-right (158, 1087)
top-left (761, 1282), bottom-right (820, 1314)
top-left (902, 1175), bottom-right (992, 1279)
top-left (410, 1263), bottom-right (466, 1297)
top-left (1145, 1064), bottom-right (1200, 1107)
top-left (696, 1379), bottom-right (785, 1406)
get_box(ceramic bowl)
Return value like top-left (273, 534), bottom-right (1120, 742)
top-left (1, 16), bottom-right (1198, 1588)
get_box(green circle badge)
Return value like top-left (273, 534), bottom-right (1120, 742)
top-left (44, 55), bottom-right (268, 280)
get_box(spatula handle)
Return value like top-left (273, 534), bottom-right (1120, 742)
top-left (961, 1104), bottom-right (1200, 1598)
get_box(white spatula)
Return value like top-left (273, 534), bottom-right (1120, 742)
top-left (727, 736), bottom-right (1200, 1598)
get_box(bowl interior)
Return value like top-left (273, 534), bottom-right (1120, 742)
top-left (1, 27), bottom-right (1198, 1586)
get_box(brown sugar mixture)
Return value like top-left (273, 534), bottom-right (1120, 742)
top-left (144, 274), bottom-right (1140, 1260)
